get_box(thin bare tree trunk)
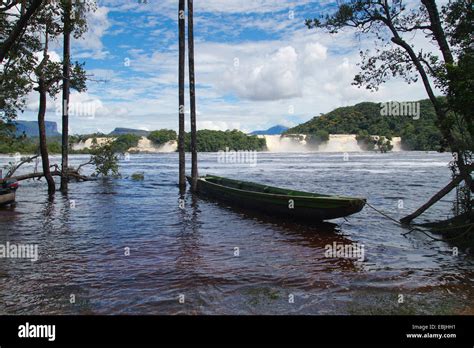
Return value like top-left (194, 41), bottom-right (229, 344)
top-left (5, 170), bottom-right (61, 182)
top-left (38, 82), bottom-right (55, 195)
top-left (3, 170), bottom-right (90, 183)
top-left (60, 0), bottom-right (71, 192)
top-left (400, 165), bottom-right (473, 224)
top-left (0, 0), bottom-right (43, 63)
top-left (187, 0), bottom-right (198, 192)
top-left (178, 0), bottom-right (186, 192)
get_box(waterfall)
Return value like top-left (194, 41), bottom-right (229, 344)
top-left (261, 135), bottom-right (309, 152)
top-left (261, 134), bottom-right (403, 152)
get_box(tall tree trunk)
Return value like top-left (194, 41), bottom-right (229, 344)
top-left (60, 0), bottom-right (71, 192)
top-left (420, 0), bottom-right (472, 204)
top-left (0, 0), bottom-right (44, 63)
top-left (421, 0), bottom-right (454, 65)
top-left (187, 0), bottom-right (198, 192)
top-left (178, 0), bottom-right (186, 192)
top-left (38, 81), bottom-right (55, 195)
top-left (384, 7), bottom-right (471, 220)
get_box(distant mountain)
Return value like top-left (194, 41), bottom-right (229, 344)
top-left (12, 120), bottom-right (60, 137)
top-left (109, 128), bottom-right (150, 137)
top-left (250, 125), bottom-right (289, 135)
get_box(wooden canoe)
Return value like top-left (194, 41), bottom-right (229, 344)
top-left (0, 191), bottom-right (15, 206)
top-left (0, 179), bottom-right (18, 206)
top-left (187, 175), bottom-right (366, 221)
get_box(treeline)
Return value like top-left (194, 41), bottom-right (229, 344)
top-left (184, 130), bottom-right (266, 152)
top-left (0, 134), bottom-right (62, 154)
top-left (285, 98), bottom-right (444, 151)
top-left (0, 129), bottom-right (266, 154)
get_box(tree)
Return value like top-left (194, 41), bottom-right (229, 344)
top-left (110, 134), bottom-right (140, 153)
top-left (356, 131), bottom-right (375, 151)
top-left (306, 0), bottom-right (472, 222)
top-left (30, 2), bottom-right (87, 194)
top-left (1, 0), bottom-right (93, 194)
top-left (0, 0), bottom-right (44, 63)
top-left (148, 129), bottom-right (177, 145)
top-left (187, 0), bottom-right (198, 192)
top-left (306, 129), bottom-right (330, 147)
top-left (59, 0), bottom-right (95, 192)
top-left (89, 143), bottom-right (119, 177)
top-left (183, 130), bottom-right (266, 152)
top-left (1, 1), bottom-right (42, 121)
top-left (178, 0), bottom-right (186, 192)
top-left (60, 0), bottom-right (71, 192)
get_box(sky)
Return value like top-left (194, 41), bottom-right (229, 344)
top-left (19, 0), bottom-right (442, 135)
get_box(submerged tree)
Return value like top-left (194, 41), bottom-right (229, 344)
top-left (187, 0), bottom-right (198, 192)
top-left (60, 0), bottom-right (96, 192)
top-left (60, 0), bottom-right (72, 192)
top-left (1, 0), bottom-right (94, 194)
top-left (178, 0), bottom-right (186, 192)
top-left (306, 0), bottom-right (473, 222)
top-left (30, 2), bottom-right (87, 194)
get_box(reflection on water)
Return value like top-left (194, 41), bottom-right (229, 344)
top-left (0, 152), bottom-right (473, 314)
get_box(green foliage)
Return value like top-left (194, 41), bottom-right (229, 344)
top-left (400, 123), bottom-right (443, 151)
top-left (184, 129), bottom-right (266, 152)
top-left (304, 0), bottom-right (472, 157)
top-left (148, 129), bottom-right (177, 145)
top-left (0, 1), bottom-right (94, 121)
top-left (0, 2), bottom-right (42, 121)
top-left (89, 143), bottom-right (119, 177)
top-left (356, 131), bottom-right (375, 151)
top-left (306, 130), bottom-right (329, 146)
top-left (286, 99), bottom-right (444, 151)
top-left (356, 132), bottom-right (393, 153)
top-left (443, 0), bottom-right (473, 121)
top-left (376, 136), bottom-right (393, 153)
top-left (47, 141), bottom-right (62, 154)
top-left (110, 134), bottom-right (141, 153)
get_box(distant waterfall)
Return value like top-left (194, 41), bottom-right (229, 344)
top-left (261, 134), bottom-right (402, 152)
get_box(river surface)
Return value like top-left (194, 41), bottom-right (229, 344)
top-left (0, 152), bottom-right (473, 314)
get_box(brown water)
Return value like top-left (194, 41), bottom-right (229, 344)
top-left (0, 152), bottom-right (473, 314)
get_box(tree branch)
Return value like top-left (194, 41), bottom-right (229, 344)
top-left (3, 154), bottom-right (39, 178)
top-left (0, 0), bottom-right (44, 64)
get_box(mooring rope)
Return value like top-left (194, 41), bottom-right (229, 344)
top-left (364, 201), bottom-right (474, 242)
top-left (365, 201), bottom-right (403, 225)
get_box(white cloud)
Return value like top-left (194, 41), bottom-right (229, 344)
top-left (198, 120), bottom-right (242, 131)
top-left (16, 0), bottom-right (445, 134)
top-left (222, 45), bottom-right (301, 101)
top-left (303, 42), bottom-right (327, 63)
top-left (73, 6), bottom-right (111, 59)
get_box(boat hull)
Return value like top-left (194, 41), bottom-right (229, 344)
top-left (0, 192), bottom-right (15, 206)
top-left (189, 176), bottom-right (366, 221)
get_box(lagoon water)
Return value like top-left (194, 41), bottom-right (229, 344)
top-left (0, 152), bottom-right (473, 314)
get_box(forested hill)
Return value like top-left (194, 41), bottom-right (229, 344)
top-left (285, 98), bottom-right (444, 151)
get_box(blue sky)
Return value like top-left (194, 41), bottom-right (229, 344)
top-left (21, 0), bottom-right (439, 134)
